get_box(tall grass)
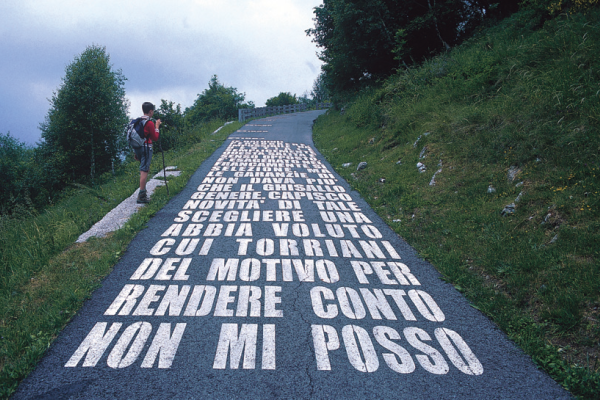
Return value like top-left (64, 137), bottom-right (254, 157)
top-left (314, 9), bottom-right (600, 398)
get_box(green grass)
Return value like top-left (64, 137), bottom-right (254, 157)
top-left (0, 120), bottom-right (242, 398)
top-left (313, 9), bottom-right (600, 399)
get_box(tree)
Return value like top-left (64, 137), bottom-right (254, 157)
top-left (185, 75), bottom-right (253, 125)
top-left (39, 45), bottom-right (128, 186)
top-left (311, 72), bottom-right (330, 102)
top-left (154, 99), bottom-right (184, 151)
top-left (265, 92), bottom-right (299, 107)
top-left (298, 91), bottom-right (313, 105)
top-left (306, 0), bottom-right (519, 95)
top-left (0, 133), bottom-right (35, 214)
top-left (307, 0), bottom-right (403, 93)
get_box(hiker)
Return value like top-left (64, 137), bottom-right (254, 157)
top-left (134, 102), bottom-right (161, 204)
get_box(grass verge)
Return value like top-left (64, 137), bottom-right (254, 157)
top-left (313, 9), bottom-right (600, 399)
top-left (0, 120), bottom-right (242, 398)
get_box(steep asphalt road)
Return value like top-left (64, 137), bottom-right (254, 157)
top-left (14, 110), bottom-right (570, 399)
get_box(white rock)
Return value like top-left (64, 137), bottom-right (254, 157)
top-left (413, 135), bottom-right (422, 148)
top-left (501, 203), bottom-right (516, 216)
top-left (507, 166), bottom-right (521, 182)
top-left (514, 191), bottom-right (524, 203)
top-left (429, 168), bottom-right (442, 186)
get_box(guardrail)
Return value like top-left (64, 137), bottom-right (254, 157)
top-left (238, 102), bottom-right (332, 122)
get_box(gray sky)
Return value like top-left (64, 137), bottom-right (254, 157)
top-left (0, 0), bottom-right (323, 144)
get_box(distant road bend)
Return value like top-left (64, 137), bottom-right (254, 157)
top-left (14, 110), bottom-right (571, 399)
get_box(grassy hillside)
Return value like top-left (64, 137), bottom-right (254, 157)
top-left (313, 9), bottom-right (600, 399)
top-left (0, 120), bottom-right (242, 397)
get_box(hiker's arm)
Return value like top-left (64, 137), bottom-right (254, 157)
top-left (152, 119), bottom-right (160, 141)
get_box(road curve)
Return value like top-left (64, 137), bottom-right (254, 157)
top-left (14, 110), bottom-right (570, 399)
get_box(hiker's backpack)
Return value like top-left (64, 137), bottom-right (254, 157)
top-left (126, 118), bottom-right (148, 149)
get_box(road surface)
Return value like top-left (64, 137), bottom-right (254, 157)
top-left (14, 110), bottom-right (570, 399)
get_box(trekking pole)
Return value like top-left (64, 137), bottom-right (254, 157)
top-left (159, 135), bottom-right (169, 195)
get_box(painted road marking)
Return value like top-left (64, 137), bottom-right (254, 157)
top-left (14, 112), bottom-right (570, 399)
top-left (65, 139), bottom-right (482, 375)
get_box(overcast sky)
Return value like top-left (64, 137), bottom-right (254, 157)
top-left (0, 0), bottom-right (324, 145)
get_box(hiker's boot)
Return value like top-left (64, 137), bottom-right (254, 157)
top-left (137, 189), bottom-right (149, 204)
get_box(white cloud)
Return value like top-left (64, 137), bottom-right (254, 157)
top-left (127, 87), bottom-right (198, 118)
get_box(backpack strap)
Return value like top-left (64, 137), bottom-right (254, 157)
top-left (134, 117), bottom-right (149, 139)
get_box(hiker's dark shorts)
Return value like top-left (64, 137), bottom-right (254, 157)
top-left (134, 146), bottom-right (153, 172)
